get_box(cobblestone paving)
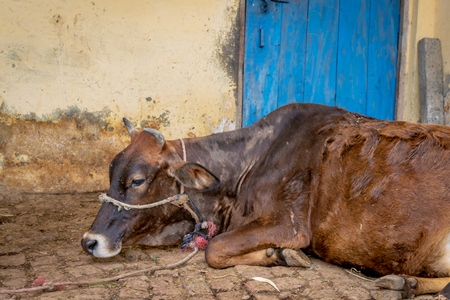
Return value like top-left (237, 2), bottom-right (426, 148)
top-left (0, 193), bottom-right (436, 299)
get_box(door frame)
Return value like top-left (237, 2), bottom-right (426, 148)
top-left (395, 0), bottom-right (413, 121)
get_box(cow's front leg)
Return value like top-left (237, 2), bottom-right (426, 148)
top-left (205, 222), bottom-right (310, 268)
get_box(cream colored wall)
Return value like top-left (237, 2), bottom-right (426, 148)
top-left (397, 0), bottom-right (450, 122)
top-left (0, 0), bottom-right (240, 193)
top-left (435, 0), bottom-right (450, 95)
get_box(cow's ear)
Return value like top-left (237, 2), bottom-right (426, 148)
top-left (169, 162), bottom-right (219, 190)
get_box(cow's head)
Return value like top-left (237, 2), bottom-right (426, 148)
top-left (81, 118), bottom-right (219, 258)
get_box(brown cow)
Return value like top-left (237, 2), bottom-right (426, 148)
top-left (81, 103), bottom-right (450, 297)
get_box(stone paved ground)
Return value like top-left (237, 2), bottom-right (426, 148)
top-left (0, 193), bottom-right (437, 299)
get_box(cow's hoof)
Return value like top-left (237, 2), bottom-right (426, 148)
top-left (374, 275), bottom-right (405, 290)
top-left (374, 275), bottom-right (417, 298)
top-left (281, 249), bottom-right (311, 268)
top-left (266, 248), bottom-right (275, 257)
top-left (438, 282), bottom-right (450, 299)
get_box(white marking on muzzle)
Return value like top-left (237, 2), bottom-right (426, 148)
top-left (82, 232), bottom-right (122, 258)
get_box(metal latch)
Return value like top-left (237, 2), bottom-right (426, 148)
top-left (261, 0), bottom-right (289, 13)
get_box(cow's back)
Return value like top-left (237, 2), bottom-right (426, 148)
top-left (310, 120), bottom-right (450, 277)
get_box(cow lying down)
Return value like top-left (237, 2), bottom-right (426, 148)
top-left (82, 104), bottom-right (450, 298)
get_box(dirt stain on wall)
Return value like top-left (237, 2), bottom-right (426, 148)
top-left (216, 5), bottom-right (240, 97)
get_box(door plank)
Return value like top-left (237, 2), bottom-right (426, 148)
top-left (335, 0), bottom-right (369, 114)
top-left (243, 0), bottom-right (283, 126)
top-left (277, 0), bottom-right (308, 106)
top-left (367, 0), bottom-right (400, 120)
top-left (304, 0), bottom-right (340, 105)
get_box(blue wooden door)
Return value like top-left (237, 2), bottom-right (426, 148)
top-left (243, 0), bottom-right (400, 126)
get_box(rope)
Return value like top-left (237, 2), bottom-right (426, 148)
top-left (181, 202), bottom-right (200, 224)
top-left (179, 138), bottom-right (186, 194)
top-left (0, 247), bottom-right (199, 295)
top-left (179, 138), bottom-right (187, 162)
top-left (99, 139), bottom-right (188, 211)
top-left (99, 193), bottom-right (189, 211)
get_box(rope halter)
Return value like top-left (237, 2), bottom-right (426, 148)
top-left (98, 193), bottom-right (189, 212)
top-left (98, 138), bottom-right (216, 251)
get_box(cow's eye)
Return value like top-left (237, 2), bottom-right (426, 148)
top-left (131, 179), bottom-right (146, 188)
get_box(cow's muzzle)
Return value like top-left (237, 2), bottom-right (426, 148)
top-left (81, 232), bottom-right (122, 258)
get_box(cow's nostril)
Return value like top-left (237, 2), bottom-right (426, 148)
top-left (82, 239), bottom-right (97, 255)
top-left (86, 239), bottom-right (97, 253)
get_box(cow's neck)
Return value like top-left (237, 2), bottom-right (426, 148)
top-left (170, 105), bottom-right (359, 234)
top-left (174, 124), bottom-right (277, 232)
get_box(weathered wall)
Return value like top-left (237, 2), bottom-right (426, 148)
top-left (397, 0), bottom-right (450, 122)
top-left (435, 0), bottom-right (450, 96)
top-left (0, 0), bottom-right (240, 193)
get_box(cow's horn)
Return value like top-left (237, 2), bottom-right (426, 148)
top-left (123, 118), bottom-right (137, 136)
top-left (143, 128), bottom-right (165, 148)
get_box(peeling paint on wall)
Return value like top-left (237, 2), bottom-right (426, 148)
top-left (0, 107), bottom-right (128, 193)
top-left (0, 0), bottom-right (240, 193)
